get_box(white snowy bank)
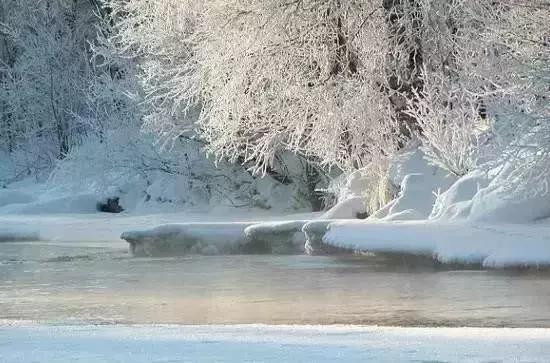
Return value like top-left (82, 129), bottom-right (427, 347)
top-left (1, 323), bottom-right (549, 363)
top-left (121, 222), bottom-right (254, 256)
top-left (323, 220), bottom-right (550, 268)
top-left (0, 228), bottom-right (40, 242)
top-left (121, 220), bottom-right (314, 256)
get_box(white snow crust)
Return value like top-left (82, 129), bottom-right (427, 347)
top-left (1, 323), bottom-right (549, 363)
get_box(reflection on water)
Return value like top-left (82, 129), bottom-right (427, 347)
top-left (1, 241), bottom-right (550, 327)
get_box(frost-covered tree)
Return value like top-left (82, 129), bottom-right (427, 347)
top-left (107, 0), bottom-right (403, 175)
top-left (405, 1), bottom-right (549, 177)
top-left (104, 0), bottom-right (549, 210)
top-left (0, 0), bottom-right (98, 178)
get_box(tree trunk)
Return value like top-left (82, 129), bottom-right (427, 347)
top-left (383, 0), bottom-right (423, 139)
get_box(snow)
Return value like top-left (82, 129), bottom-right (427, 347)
top-left (0, 189), bottom-right (34, 207)
top-left (320, 196), bottom-right (366, 219)
top-left (388, 148), bottom-right (454, 189)
top-left (302, 147), bottom-right (550, 268)
top-left (430, 170), bottom-right (490, 220)
top-left (374, 149), bottom-right (457, 221)
top-left (121, 222), bottom-right (254, 256)
top-left (244, 220), bottom-right (308, 254)
top-left (468, 180), bottom-right (550, 224)
top-left (0, 193), bottom-right (100, 215)
top-left (121, 217), bottom-right (324, 257)
top-left (0, 179), bottom-right (100, 215)
top-left (1, 323), bottom-right (549, 363)
top-left (323, 220), bottom-right (550, 268)
top-left (2, 145), bottom-right (550, 267)
top-left (0, 228), bottom-right (40, 242)
top-left (332, 168), bottom-right (371, 202)
top-left (303, 220), bottom-right (351, 255)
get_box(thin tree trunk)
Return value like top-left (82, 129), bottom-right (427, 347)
top-left (383, 0), bottom-right (423, 139)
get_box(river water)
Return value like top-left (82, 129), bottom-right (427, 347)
top-left (1, 241), bottom-right (550, 327)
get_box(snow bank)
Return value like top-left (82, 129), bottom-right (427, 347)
top-left (241, 198), bottom-right (367, 255)
top-left (303, 220), bottom-right (351, 255)
top-left (2, 323), bottom-right (549, 363)
top-left (0, 194), bottom-right (99, 215)
top-left (244, 221), bottom-right (308, 254)
top-left (0, 228), bottom-right (40, 242)
top-left (121, 223), bottom-right (254, 256)
top-left (122, 218), bottom-right (322, 256)
top-left (318, 147), bottom-right (550, 268)
top-left (323, 220), bottom-right (550, 268)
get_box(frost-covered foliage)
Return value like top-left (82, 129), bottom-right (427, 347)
top-left (105, 0), bottom-right (548, 213)
top-left (0, 0), bottom-right (98, 174)
top-left (0, 0), bottom-right (321, 212)
top-left (407, 74), bottom-right (489, 176)
top-left (408, 1), bottom-right (549, 178)
top-left (107, 0), bottom-right (403, 176)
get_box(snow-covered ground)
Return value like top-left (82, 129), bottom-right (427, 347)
top-left (0, 209), bottom-right (319, 248)
top-left (3, 147), bottom-right (550, 268)
top-left (1, 322), bottom-right (549, 362)
top-left (323, 220), bottom-right (550, 268)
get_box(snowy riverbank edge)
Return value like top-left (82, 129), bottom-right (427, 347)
top-left (323, 220), bottom-right (550, 268)
top-left (1, 322), bottom-right (550, 363)
top-left (119, 219), bottom-right (550, 268)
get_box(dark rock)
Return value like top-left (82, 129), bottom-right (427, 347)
top-left (97, 197), bottom-right (124, 213)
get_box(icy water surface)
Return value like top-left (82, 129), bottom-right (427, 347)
top-left (1, 241), bottom-right (550, 327)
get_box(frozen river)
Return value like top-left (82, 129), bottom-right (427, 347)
top-left (2, 240), bottom-right (550, 327)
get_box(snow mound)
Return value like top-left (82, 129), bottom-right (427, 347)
top-left (468, 182), bottom-right (550, 224)
top-left (373, 148), bottom-right (456, 221)
top-left (121, 223), bottom-right (254, 256)
top-left (320, 197), bottom-right (366, 219)
top-left (427, 164), bottom-right (550, 224)
top-left (335, 169), bottom-right (371, 201)
top-left (430, 170), bottom-right (490, 220)
top-left (323, 220), bottom-right (550, 268)
top-left (388, 148), bottom-right (451, 188)
top-left (390, 173), bottom-right (455, 218)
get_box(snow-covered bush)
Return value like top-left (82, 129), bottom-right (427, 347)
top-left (407, 74), bottom-right (489, 176)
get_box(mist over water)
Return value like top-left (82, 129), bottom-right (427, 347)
top-left (2, 241), bottom-right (550, 327)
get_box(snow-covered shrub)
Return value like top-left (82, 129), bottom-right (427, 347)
top-left (407, 75), bottom-right (489, 177)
